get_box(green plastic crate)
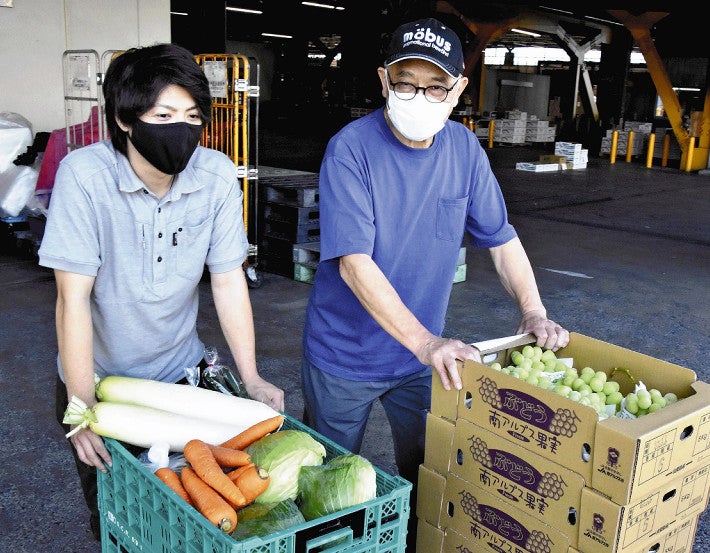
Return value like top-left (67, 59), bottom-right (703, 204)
top-left (98, 415), bottom-right (411, 553)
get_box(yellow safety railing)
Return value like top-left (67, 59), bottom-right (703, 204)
top-left (194, 54), bottom-right (251, 232)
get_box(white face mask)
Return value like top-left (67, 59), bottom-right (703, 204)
top-left (386, 78), bottom-right (456, 142)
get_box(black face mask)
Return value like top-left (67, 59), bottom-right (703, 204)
top-left (128, 120), bottom-right (203, 175)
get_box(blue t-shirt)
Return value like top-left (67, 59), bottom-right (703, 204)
top-left (38, 141), bottom-right (248, 383)
top-left (303, 107), bottom-right (517, 381)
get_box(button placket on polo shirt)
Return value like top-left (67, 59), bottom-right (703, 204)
top-left (153, 205), bottom-right (168, 283)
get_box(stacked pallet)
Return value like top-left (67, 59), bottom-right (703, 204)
top-left (258, 172), bottom-right (320, 279)
top-left (292, 243), bottom-right (468, 285)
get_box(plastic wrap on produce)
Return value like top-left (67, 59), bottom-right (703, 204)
top-left (0, 112), bottom-right (33, 174)
top-left (0, 164), bottom-right (39, 217)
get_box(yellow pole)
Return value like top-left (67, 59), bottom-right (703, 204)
top-left (662, 131), bottom-right (670, 167)
top-left (646, 133), bottom-right (655, 168)
top-left (488, 119), bottom-right (495, 149)
top-left (625, 130), bottom-right (634, 162)
top-left (610, 130), bottom-right (618, 164)
top-left (684, 137), bottom-right (695, 172)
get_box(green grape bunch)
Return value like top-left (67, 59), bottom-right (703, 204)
top-left (619, 381), bottom-right (678, 418)
top-left (486, 347), bottom-right (680, 421)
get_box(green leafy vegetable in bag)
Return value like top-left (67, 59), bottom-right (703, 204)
top-left (233, 499), bottom-right (305, 539)
top-left (245, 430), bottom-right (326, 504)
top-left (297, 453), bottom-right (377, 520)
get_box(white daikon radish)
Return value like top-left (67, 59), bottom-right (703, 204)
top-left (63, 396), bottom-right (249, 451)
top-left (95, 375), bottom-right (280, 428)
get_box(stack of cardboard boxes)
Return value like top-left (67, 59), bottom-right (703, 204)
top-left (600, 122), bottom-right (653, 157)
top-left (493, 111), bottom-right (528, 144)
top-left (417, 332), bottom-right (710, 553)
top-left (525, 118), bottom-right (557, 143)
top-left (515, 142), bottom-right (588, 172)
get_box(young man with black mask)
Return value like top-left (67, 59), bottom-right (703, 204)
top-left (39, 43), bottom-right (284, 541)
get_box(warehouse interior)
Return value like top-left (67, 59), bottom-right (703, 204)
top-left (169, 1), bottom-right (710, 171)
top-left (1, 2), bottom-right (709, 553)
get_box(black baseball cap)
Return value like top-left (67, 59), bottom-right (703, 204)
top-left (385, 18), bottom-right (464, 79)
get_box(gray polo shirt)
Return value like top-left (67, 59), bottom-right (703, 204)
top-left (38, 140), bottom-right (248, 383)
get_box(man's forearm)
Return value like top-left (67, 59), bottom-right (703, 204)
top-left (211, 268), bottom-right (259, 383)
top-left (490, 237), bottom-right (546, 316)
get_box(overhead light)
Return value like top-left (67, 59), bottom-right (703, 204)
top-left (539, 6), bottom-right (573, 15)
top-left (262, 32), bottom-right (293, 39)
top-left (673, 87), bottom-right (700, 92)
top-left (302, 2), bottom-right (344, 10)
top-left (583, 15), bottom-right (623, 26)
top-left (226, 7), bottom-right (263, 14)
top-left (170, 11), bottom-right (188, 16)
top-left (511, 28), bottom-right (541, 38)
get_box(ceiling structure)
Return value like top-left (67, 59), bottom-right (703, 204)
top-left (170, 2), bottom-right (705, 59)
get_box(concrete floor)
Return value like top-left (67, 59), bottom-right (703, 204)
top-left (0, 142), bottom-right (708, 552)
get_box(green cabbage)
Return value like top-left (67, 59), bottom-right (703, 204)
top-left (297, 453), bottom-right (377, 520)
top-left (245, 430), bottom-right (326, 504)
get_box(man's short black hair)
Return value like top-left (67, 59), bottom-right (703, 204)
top-left (103, 43), bottom-right (212, 156)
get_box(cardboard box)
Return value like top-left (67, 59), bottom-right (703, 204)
top-left (417, 463), bottom-right (702, 553)
top-left (441, 472), bottom-right (572, 553)
top-left (417, 464), bottom-right (447, 528)
top-left (591, 511), bottom-right (700, 553)
top-left (418, 462), bottom-right (701, 553)
top-left (417, 518), bottom-right (445, 553)
top-left (448, 417), bottom-right (585, 546)
top-left (515, 162), bottom-right (560, 172)
top-left (539, 154), bottom-right (568, 164)
top-left (423, 522), bottom-right (552, 553)
top-left (578, 463), bottom-right (710, 553)
top-left (432, 333), bottom-right (710, 504)
top-left (425, 412), bottom-right (455, 475)
top-left (424, 417), bottom-right (709, 552)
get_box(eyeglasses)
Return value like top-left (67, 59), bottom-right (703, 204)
top-left (386, 72), bottom-right (458, 103)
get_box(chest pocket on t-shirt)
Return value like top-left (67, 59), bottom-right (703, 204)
top-left (173, 218), bottom-right (212, 281)
top-left (436, 196), bottom-right (468, 242)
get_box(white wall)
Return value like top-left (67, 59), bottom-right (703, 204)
top-left (0, 0), bottom-right (170, 136)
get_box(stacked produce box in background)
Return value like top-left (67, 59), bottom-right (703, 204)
top-left (417, 332), bottom-right (710, 553)
top-left (68, 376), bottom-right (412, 553)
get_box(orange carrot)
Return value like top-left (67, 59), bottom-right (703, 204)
top-left (183, 439), bottom-right (248, 509)
top-left (226, 462), bottom-right (255, 483)
top-left (234, 464), bottom-right (270, 503)
top-left (155, 467), bottom-right (193, 506)
top-left (208, 445), bottom-right (252, 468)
top-left (180, 466), bottom-right (238, 534)
top-left (220, 414), bottom-right (285, 450)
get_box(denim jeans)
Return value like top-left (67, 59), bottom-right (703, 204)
top-left (301, 356), bottom-right (431, 550)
